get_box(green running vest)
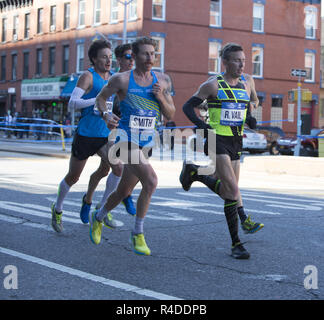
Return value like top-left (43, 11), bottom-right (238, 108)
top-left (208, 75), bottom-right (250, 137)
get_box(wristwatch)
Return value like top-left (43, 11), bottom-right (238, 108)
top-left (101, 110), bottom-right (109, 118)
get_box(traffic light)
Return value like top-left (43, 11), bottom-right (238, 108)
top-left (52, 101), bottom-right (57, 107)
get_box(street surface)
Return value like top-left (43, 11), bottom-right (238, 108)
top-left (0, 149), bottom-right (323, 302)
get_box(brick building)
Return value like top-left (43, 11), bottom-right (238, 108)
top-left (0, 0), bottom-right (321, 134)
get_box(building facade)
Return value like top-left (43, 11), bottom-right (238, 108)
top-left (0, 0), bottom-right (321, 134)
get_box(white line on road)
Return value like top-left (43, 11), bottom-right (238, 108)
top-left (0, 246), bottom-right (183, 300)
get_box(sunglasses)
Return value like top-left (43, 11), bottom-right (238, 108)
top-left (123, 53), bottom-right (132, 60)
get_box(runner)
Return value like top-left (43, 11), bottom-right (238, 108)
top-left (51, 40), bottom-right (122, 233)
top-left (89, 36), bottom-right (176, 256)
top-left (79, 43), bottom-right (136, 222)
top-left (180, 43), bottom-right (264, 259)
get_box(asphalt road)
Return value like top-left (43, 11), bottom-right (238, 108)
top-left (0, 151), bottom-right (323, 304)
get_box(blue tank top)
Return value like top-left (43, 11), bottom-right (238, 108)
top-left (117, 70), bottom-right (161, 147)
top-left (77, 68), bottom-right (114, 137)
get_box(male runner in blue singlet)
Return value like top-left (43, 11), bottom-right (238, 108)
top-left (51, 40), bottom-right (123, 233)
top-left (89, 37), bottom-right (176, 255)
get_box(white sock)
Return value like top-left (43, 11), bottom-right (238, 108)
top-left (97, 172), bottom-right (121, 209)
top-left (55, 179), bottom-right (70, 212)
top-left (95, 205), bottom-right (109, 222)
top-left (133, 217), bottom-right (144, 235)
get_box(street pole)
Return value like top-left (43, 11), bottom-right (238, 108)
top-left (118, 0), bottom-right (134, 44)
top-left (294, 77), bottom-right (302, 156)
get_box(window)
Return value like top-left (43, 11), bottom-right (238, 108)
top-left (305, 52), bottom-right (315, 82)
top-left (152, 37), bottom-right (164, 71)
top-left (93, 0), bottom-right (101, 25)
top-left (208, 40), bottom-right (221, 74)
top-left (64, 3), bottom-right (71, 29)
top-left (76, 43), bottom-right (85, 73)
top-left (1, 55), bottom-right (6, 81)
top-left (50, 6), bottom-right (56, 31)
top-left (152, 0), bottom-right (165, 20)
top-left (252, 46), bottom-right (263, 78)
top-left (62, 45), bottom-right (69, 74)
top-left (253, 3), bottom-right (264, 33)
top-left (128, 0), bottom-right (137, 21)
top-left (305, 6), bottom-right (317, 39)
top-left (110, 0), bottom-right (119, 23)
top-left (210, 0), bottom-right (222, 27)
top-left (37, 8), bottom-right (43, 34)
top-left (271, 96), bottom-right (283, 128)
top-left (24, 13), bottom-right (30, 39)
top-left (36, 48), bottom-right (42, 75)
top-left (2, 18), bottom-right (7, 42)
top-left (49, 47), bottom-right (56, 75)
top-left (13, 16), bottom-right (19, 40)
top-left (78, 0), bottom-right (86, 27)
top-left (23, 52), bottom-right (29, 79)
top-left (320, 99), bottom-right (324, 119)
top-left (12, 54), bottom-right (17, 81)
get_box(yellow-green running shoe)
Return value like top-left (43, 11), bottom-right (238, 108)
top-left (89, 210), bottom-right (103, 245)
top-left (51, 203), bottom-right (63, 233)
top-left (103, 212), bottom-right (117, 229)
top-left (130, 233), bottom-right (151, 256)
top-left (241, 215), bottom-right (264, 234)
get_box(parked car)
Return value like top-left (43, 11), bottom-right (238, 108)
top-left (276, 128), bottom-right (324, 156)
top-left (254, 126), bottom-right (285, 155)
top-left (187, 127), bottom-right (268, 154)
top-left (242, 127), bottom-right (268, 154)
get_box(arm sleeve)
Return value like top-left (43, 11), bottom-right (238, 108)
top-left (182, 96), bottom-right (211, 130)
top-left (68, 87), bottom-right (96, 111)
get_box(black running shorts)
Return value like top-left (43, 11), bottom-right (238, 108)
top-left (204, 133), bottom-right (242, 161)
top-left (71, 132), bottom-right (108, 160)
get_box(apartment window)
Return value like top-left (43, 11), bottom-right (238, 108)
top-left (36, 48), bottom-right (42, 75)
top-left (23, 52), bottom-right (29, 79)
top-left (24, 13), bottom-right (30, 39)
top-left (128, 0), bottom-right (137, 21)
top-left (2, 18), bottom-right (7, 42)
top-left (78, 0), bottom-right (86, 27)
top-left (50, 6), bottom-right (56, 32)
top-left (305, 51), bottom-right (315, 82)
top-left (62, 45), bottom-right (69, 74)
top-left (93, 0), bottom-right (101, 25)
top-left (271, 95), bottom-right (283, 129)
top-left (76, 43), bottom-right (85, 73)
top-left (1, 55), bottom-right (6, 81)
top-left (152, 37), bottom-right (164, 71)
top-left (152, 0), bottom-right (165, 20)
top-left (110, 0), bottom-right (119, 23)
top-left (37, 8), bottom-right (43, 34)
top-left (210, 0), bottom-right (222, 27)
top-left (13, 16), bottom-right (19, 40)
top-left (305, 6), bottom-right (317, 39)
top-left (49, 47), bottom-right (56, 75)
top-left (12, 54), bottom-right (17, 81)
top-left (253, 3), bottom-right (264, 33)
top-left (208, 40), bottom-right (221, 74)
top-left (252, 46), bottom-right (263, 78)
top-left (64, 3), bottom-right (71, 29)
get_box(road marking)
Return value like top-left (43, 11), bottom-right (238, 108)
top-left (0, 213), bottom-right (53, 231)
top-left (0, 177), bottom-right (56, 189)
top-left (0, 246), bottom-right (182, 300)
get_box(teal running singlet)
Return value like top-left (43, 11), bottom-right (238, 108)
top-left (77, 68), bottom-right (114, 138)
top-left (116, 70), bottom-right (161, 148)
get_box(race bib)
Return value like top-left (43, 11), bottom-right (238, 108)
top-left (129, 115), bottom-right (156, 130)
top-left (220, 102), bottom-right (245, 126)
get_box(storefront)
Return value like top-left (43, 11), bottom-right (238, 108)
top-left (21, 76), bottom-right (68, 122)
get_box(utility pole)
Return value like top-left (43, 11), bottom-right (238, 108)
top-left (117, 0), bottom-right (135, 44)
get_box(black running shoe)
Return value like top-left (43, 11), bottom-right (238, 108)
top-left (179, 161), bottom-right (197, 191)
top-left (231, 242), bottom-right (250, 259)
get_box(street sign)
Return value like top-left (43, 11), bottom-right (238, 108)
top-left (291, 69), bottom-right (307, 77)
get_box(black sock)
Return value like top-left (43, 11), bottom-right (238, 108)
top-left (237, 206), bottom-right (247, 223)
top-left (192, 169), bottom-right (221, 195)
top-left (224, 199), bottom-right (240, 246)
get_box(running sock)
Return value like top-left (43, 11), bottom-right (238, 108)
top-left (95, 205), bottom-right (108, 222)
top-left (192, 171), bottom-right (221, 195)
top-left (224, 199), bottom-right (240, 246)
top-left (55, 179), bottom-right (71, 213)
top-left (97, 172), bottom-right (121, 209)
top-left (133, 216), bottom-right (144, 235)
top-left (237, 206), bottom-right (248, 223)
